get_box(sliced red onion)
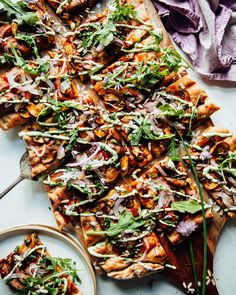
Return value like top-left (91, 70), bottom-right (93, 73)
top-left (28, 144), bottom-right (46, 158)
top-left (156, 164), bottom-right (167, 177)
top-left (139, 237), bottom-right (150, 261)
top-left (6, 68), bottom-right (39, 95)
top-left (29, 263), bottom-right (38, 276)
top-left (57, 143), bottom-right (65, 160)
top-left (228, 176), bottom-right (236, 188)
top-left (113, 198), bottom-right (124, 218)
top-left (67, 145), bottom-right (100, 168)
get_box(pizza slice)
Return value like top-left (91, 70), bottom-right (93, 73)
top-left (131, 157), bottom-right (213, 245)
top-left (18, 94), bottom-right (99, 176)
top-left (101, 110), bottom-right (174, 167)
top-left (142, 75), bottom-right (220, 133)
top-left (0, 0), bottom-right (55, 64)
top-left (76, 186), bottom-right (167, 279)
top-left (42, 126), bottom-right (143, 231)
top-left (44, 166), bottom-right (107, 230)
top-left (47, 0), bottom-right (97, 25)
top-left (92, 40), bottom-right (187, 112)
top-left (0, 55), bottom-right (78, 130)
top-left (0, 232), bottom-right (81, 294)
top-left (64, 0), bottom-right (153, 80)
top-left (185, 126), bottom-right (236, 217)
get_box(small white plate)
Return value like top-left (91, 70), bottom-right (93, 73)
top-left (0, 224), bottom-right (97, 295)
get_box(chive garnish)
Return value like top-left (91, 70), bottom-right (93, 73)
top-left (176, 129), bottom-right (207, 295)
top-left (189, 237), bottom-right (200, 295)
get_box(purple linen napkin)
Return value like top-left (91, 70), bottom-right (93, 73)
top-left (153, 0), bottom-right (236, 81)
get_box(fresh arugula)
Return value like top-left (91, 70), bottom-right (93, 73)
top-left (168, 138), bottom-right (180, 162)
top-left (87, 210), bottom-right (147, 237)
top-left (103, 53), bottom-right (186, 91)
top-left (130, 116), bottom-right (174, 146)
top-left (16, 33), bottom-right (40, 58)
top-left (15, 256), bottom-right (80, 295)
top-left (10, 46), bottom-right (50, 75)
top-left (77, 0), bottom-right (137, 56)
top-left (159, 104), bottom-right (185, 118)
top-left (0, 0), bottom-right (39, 26)
top-left (171, 200), bottom-right (202, 214)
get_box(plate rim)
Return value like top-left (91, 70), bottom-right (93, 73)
top-left (0, 223), bottom-right (97, 295)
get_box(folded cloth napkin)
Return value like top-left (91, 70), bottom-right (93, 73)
top-left (153, 0), bottom-right (236, 81)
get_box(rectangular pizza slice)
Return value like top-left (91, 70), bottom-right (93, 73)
top-left (0, 53), bottom-right (80, 130)
top-left (63, 0), bottom-right (153, 80)
top-left (46, 0), bottom-right (97, 25)
top-left (18, 93), bottom-right (100, 176)
top-left (92, 38), bottom-right (186, 112)
top-left (0, 232), bottom-right (81, 294)
top-left (185, 126), bottom-right (236, 217)
top-left (76, 185), bottom-right (167, 279)
top-left (0, 0), bottom-right (55, 64)
top-left (131, 156), bottom-right (213, 245)
top-left (101, 110), bottom-right (174, 167)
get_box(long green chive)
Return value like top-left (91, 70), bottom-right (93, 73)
top-left (189, 237), bottom-right (200, 295)
top-left (176, 129), bottom-right (207, 295)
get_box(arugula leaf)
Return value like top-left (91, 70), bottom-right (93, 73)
top-left (107, 211), bottom-right (146, 237)
top-left (14, 255), bottom-right (80, 294)
top-left (16, 33), bottom-right (39, 58)
top-left (159, 103), bottom-right (185, 118)
top-left (111, 0), bottom-right (137, 22)
top-left (130, 117), bottom-right (174, 146)
top-left (1, 0), bottom-right (39, 26)
top-left (168, 138), bottom-right (180, 162)
top-left (87, 211), bottom-right (147, 237)
top-left (10, 46), bottom-right (50, 75)
top-left (171, 200), bottom-right (202, 214)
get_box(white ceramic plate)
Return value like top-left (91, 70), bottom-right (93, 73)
top-left (0, 225), bottom-right (96, 295)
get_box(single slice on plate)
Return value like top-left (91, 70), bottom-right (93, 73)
top-left (0, 232), bottom-right (81, 294)
top-left (185, 126), bottom-right (236, 217)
